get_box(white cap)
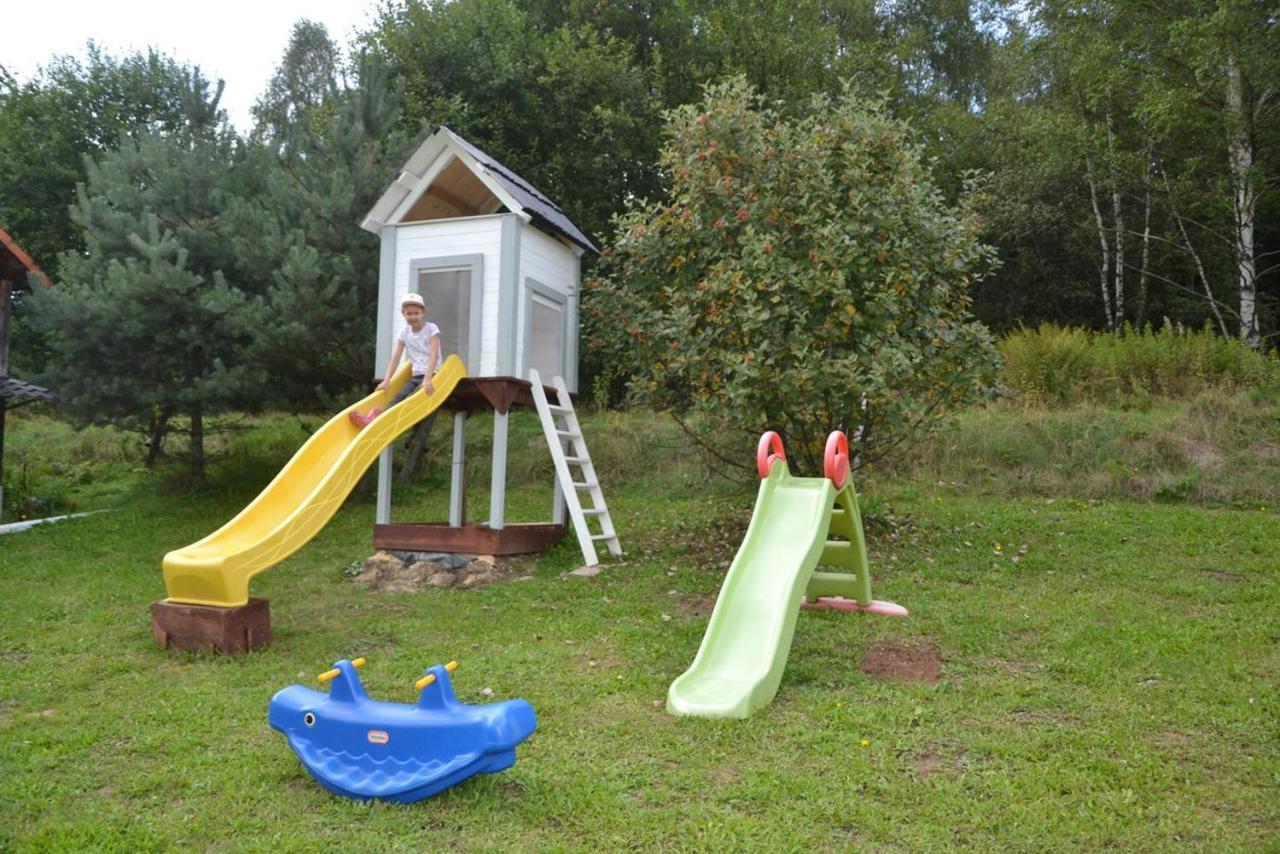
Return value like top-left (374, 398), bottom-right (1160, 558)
top-left (400, 293), bottom-right (425, 308)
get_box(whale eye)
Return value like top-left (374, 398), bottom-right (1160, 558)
top-left (304, 712), bottom-right (316, 726)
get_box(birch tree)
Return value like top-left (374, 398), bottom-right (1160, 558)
top-left (1036, 0), bottom-right (1146, 332)
top-left (1141, 0), bottom-right (1278, 348)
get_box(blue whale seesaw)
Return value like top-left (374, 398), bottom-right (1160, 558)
top-left (269, 657), bottom-right (537, 803)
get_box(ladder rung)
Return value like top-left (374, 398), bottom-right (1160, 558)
top-left (564, 455), bottom-right (590, 465)
top-left (556, 429), bottom-right (580, 439)
top-left (590, 534), bottom-right (616, 541)
top-left (581, 507), bottom-right (607, 516)
top-left (548, 404), bottom-right (571, 415)
top-left (572, 481), bottom-right (598, 490)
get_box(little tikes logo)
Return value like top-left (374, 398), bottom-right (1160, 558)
top-left (367, 730), bottom-right (390, 745)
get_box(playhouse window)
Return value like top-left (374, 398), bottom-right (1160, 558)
top-left (418, 268), bottom-right (471, 368)
top-left (527, 294), bottom-right (564, 379)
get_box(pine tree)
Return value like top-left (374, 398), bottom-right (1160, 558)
top-left (25, 71), bottom-right (269, 481)
top-left (238, 49), bottom-right (412, 406)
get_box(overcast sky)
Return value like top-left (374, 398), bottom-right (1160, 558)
top-left (3, 0), bottom-right (382, 133)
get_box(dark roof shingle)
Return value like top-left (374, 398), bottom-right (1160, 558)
top-left (0, 376), bottom-right (57, 403)
top-left (441, 128), bottom-right (597, 254)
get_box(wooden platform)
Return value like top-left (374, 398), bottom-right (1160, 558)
top-left (374, 522), bottom-right (567, 555)
top-left (440, 376), bottom-right (556, 415)
top-left (151, 597), bottom-right (271, 655)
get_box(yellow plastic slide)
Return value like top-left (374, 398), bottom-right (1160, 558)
top-left (161, 355), bottom-right (467, 608)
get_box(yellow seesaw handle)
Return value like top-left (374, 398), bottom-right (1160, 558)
top-left (317, 657), bottom-right (366, 683)
top-left (415, 660), bottom-right (459, 691)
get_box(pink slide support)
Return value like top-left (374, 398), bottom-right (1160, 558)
top-left (801, 597), bottom-right (909, 617)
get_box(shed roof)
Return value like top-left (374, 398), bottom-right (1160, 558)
top-left (0, 228), bottom-right (52, 287)
top-left (361, 126), bottom-right (597, 254)
top-left (0, 376), bottom-right (57, 403)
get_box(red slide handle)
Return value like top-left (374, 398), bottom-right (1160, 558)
top-left (824, 431), bottom-right (850, 489)
top-left (757, 431), bottom-right (786, 478)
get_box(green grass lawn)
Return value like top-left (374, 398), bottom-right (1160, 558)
top-left (1, 408), bottom-right (1277, 850)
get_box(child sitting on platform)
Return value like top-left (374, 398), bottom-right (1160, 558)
top-left (349, 293), bottom-right (440, 428)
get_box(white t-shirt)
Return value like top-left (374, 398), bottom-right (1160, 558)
top-left (397, 322), bottom-right (440, 375)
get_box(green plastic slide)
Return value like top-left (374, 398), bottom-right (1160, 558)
top-left (667, 431), bottom-right (903, 719)
top-left (667, 464), bottom-right (834, 719)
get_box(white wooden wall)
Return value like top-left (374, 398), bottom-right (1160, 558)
top-left (517, 223), bottom-right (579, 390)
top-left (392, 215), bottom-right (504, 376)
top-left (386, 214), bottom-right (581, 384)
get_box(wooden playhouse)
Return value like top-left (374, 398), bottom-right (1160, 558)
top-left (360, 127), bottom-right (610, 559)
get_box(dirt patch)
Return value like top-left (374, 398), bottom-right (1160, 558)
top-left (911, 744), bottom-right (967, 778)
top-left (2, 649), bottom-right (28, 665)
top-left (1126, 474), bottom-right (1154, 497)
top-left (573, 651), bottom-right (628, 672)
top-left (711, 765), bottom-right (740, 786)
top-left (1250, 440), bottom-right (1280, 460)
top-left (350, 550), bottom-right (526, 593)
top-left (859, 641), bottom-right (941, 683)
top-left (914, 747), bottom-right (942, 777)
top-left (493, 780), bottom-right (525, 799)
top-left (1205, 569), bottom-right (1245, 583)
top-left (671, 595), bottom-right (718, 619)
top-left (1180, 438), bottom-right (1224, 470)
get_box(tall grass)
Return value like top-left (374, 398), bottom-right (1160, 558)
top-left (884, 390), bottom-right (1280, 506)
top-left (0, 412), bottom-right (145, 522)
top-left (1000, 322), bottom-right (1280, 404)
top-left (880, 325), bottom-right (1280, 506)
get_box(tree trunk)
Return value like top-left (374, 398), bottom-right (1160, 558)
top-left (1162, 168), bottom-right (1230, 337)
top-left (144, 405), bottom-right (172, 468)
top-left (1226, 53), bottom-right (1260, 349)
top-left (189, 405), bottom-right (205, 483)
top-left (1086, 155), bottom-right (1115, 331)
top-left (1107, 110), bottom-right (1125, 332)
top-left (1137, 149), bottom-right (1152, 328)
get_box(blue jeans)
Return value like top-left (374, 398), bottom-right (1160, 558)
top-left (387, 374), bottom-right (425, 407)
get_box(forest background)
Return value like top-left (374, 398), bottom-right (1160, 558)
top-left (0, 0), bottom-right (1276, 479)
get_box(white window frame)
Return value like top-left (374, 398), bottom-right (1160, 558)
top-left (408, 254), bottom-right (485, 372)
top-left (522, 277), bottom-right (569, 382)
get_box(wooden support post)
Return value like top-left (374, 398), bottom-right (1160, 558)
top-left (489, 410), bottom-right (509, 529)
top-left (0, 278), bottom-right (11, 376)
top-left (1, 278), bottom-right (10, 520)
top-left (449, 411), bottom-right (467, 527)
top-left (0, 396), bottom-right (6, 520)
top-left (552, 468), bottom-right (565, 525)
top-left (375, 445), bottom-right (393, 525)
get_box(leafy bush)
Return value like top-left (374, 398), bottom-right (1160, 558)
top-left (1001, 322), bottom-right (1280, 404)
top-left (584, 77), bottom-right (1000, 473)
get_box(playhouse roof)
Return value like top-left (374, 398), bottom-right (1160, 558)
top-left (361, 127), bottom-right (597, 254)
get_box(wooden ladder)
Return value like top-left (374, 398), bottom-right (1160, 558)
top-left (529, 369), bottom-right (621, 566)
